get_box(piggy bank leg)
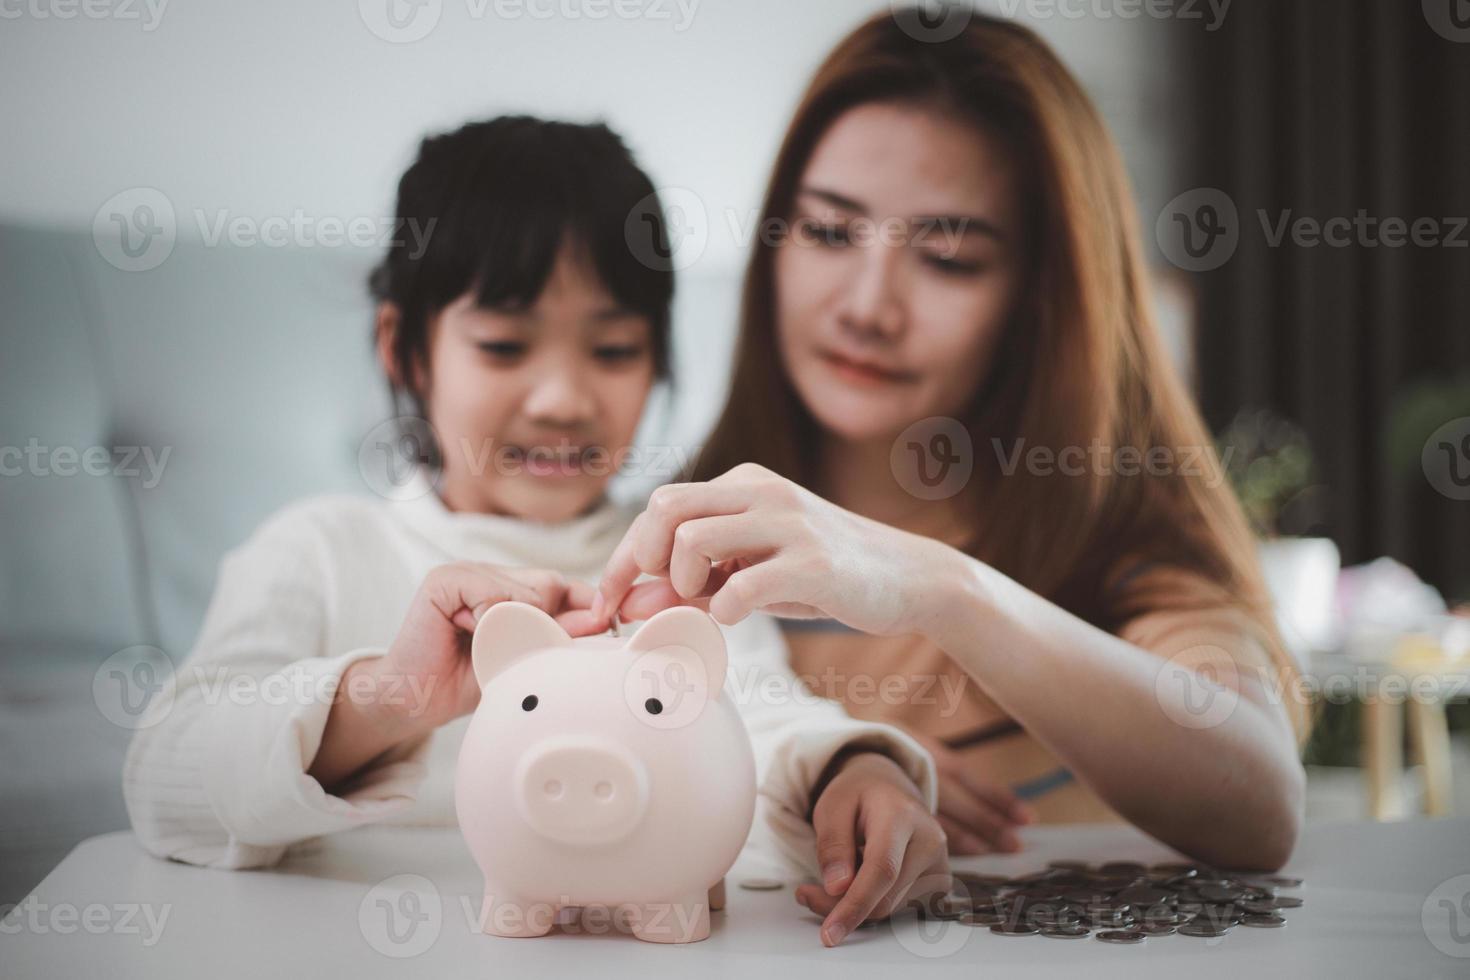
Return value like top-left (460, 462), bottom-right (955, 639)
top-left (629, 893), bottom-right (710, 944)
top-left (708, 877), bottom-right (726, 912)
top-left (474, 886), bottom-right (559, 938)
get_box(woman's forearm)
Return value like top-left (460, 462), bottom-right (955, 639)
top-left (923, 552), bottom-right (1304, 870)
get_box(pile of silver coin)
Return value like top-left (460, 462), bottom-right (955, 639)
top-left (918, 860), bottom-right (1304, 943)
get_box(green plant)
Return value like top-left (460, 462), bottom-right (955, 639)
top-left (1216, 409), bottom-right (1327, 538)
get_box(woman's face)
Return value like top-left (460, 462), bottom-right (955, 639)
top-left (397, 242), bottom-right (656, 522)
top-left (774, 101), bottom-right (1025, 446)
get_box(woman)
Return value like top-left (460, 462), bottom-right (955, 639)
top-left (122, 115), bottom-right (949, 948)
top-left (595, 8), bottom-right (1310, 935)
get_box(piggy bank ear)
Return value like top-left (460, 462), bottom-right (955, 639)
top-left (626, 605), bottom-right (729, 719)
top-left (471, 601), bottom-right (572, 689)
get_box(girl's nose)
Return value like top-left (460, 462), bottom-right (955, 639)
top-left (522, 364), bottom-right (597, 426)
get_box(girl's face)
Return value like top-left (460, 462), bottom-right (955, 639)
top-left (404, 243), bottom-right (655, 522)
top-left (774, 101), bottom-right (1026, 446)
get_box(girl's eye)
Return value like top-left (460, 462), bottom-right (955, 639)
top-left (522, 695), bottom-right (538, 711)
top-left (477, 341), bottom-right (527, 359)
top-left (594, 345), bottom-right (646, 363)
top-left (644, 697), bottom-right (663, 715)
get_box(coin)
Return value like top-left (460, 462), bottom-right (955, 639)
top-left (738, 878), bottom-right (784, 891)
top-left (1241, 914), bottom-right (1287, 928)
top-left (1040, 925), bottom-right (1091, 939)
top-left (1271, 895), bottom-right (1304, 909)
top-left (1178, 920), bottom-right (1232, 938)
top-left (1096, 930), bottom-right (1145, 944)
top-left (1265, 876), bottom-right (1303, 889)
top-left (990, 922), bottom-right (1040, 936)
top-left (1138, 923), bottom-right (1178, 936)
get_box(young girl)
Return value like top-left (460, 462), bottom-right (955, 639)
top-left (121, 115), bottom-right (948, 947)
top-left (594, 9), bottom-right (1311, 932)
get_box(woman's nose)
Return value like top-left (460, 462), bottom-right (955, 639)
top-left (522, 364), bottom-right (597, 426)
top-left (836, 244), bottom-right (907, 341)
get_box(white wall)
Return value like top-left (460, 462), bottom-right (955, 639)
top-left (1, 0), bottom-right (1186, 273)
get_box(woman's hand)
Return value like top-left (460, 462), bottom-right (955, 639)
top-left (593, 463), bottom-right (960, 635)
top-left (794, 752), bottom-right (951, 947)
top-left (906, 729), bottom-right (1035, 855)
top-left (309, 562), bottom-right (598, 789)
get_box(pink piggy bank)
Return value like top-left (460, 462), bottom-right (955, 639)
top-left (454, 601), bottom-right (757, 943)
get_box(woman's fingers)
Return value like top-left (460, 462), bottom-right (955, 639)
top-left (595, 481), bottom-right (764, 621)
top-left (667, 513), bottom-right (779, 599)
top-left (935, 776), bottom-right (1024, 853)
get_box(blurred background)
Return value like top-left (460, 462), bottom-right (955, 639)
top-left (2, 0), bottom-right (1467, 904)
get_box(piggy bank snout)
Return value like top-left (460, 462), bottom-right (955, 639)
top-left (513, 737), bottom-right (650, 846)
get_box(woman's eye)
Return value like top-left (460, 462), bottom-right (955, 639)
top-left (922, 253), bottom-right (985, 276)
top-left (593, 345), bottom-right (646, 363)
top-left (800, 219), bottom-right (852, 247)
top-left (477, 341), bottom-right (527, 359)
top-left (521, 694), bottom-right (538, 711)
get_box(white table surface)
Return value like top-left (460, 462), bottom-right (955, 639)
top-left (4, 818), bottom-right (1469, 979)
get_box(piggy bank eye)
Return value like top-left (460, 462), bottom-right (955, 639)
top-left (521, 695), bottom-right (538, 712)
top-left (644, 697), bottom-right (663, 716)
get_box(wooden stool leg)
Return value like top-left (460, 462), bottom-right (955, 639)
top-left (1362, 695), bottom-right (1404, 820)
top-left (1407, 696), bottom-right (1453, 817)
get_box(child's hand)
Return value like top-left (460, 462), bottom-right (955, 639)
top-left (906, 729), bottom-right (1035, 855)
top-left (385, 562), bottom-right (600, 729)
top-left (794, 752), bottom-right (951, 947)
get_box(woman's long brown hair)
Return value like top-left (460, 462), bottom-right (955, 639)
top-left (692, 10), bottom-right (1308, 738)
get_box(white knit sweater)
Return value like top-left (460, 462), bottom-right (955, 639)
top-left (121, 480), bottom-right (938, 879)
